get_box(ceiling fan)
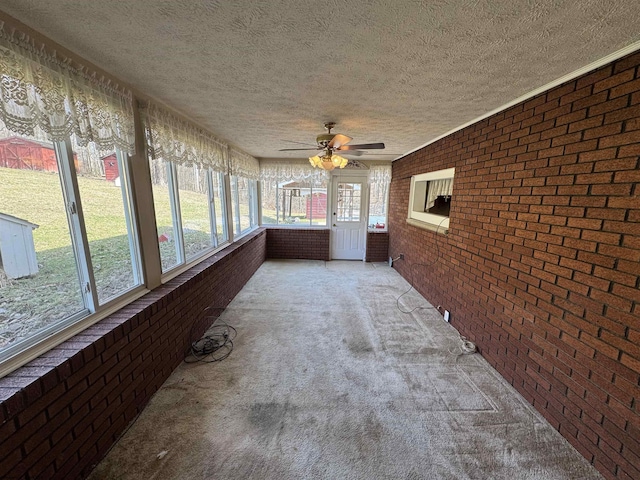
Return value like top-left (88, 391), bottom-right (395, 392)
top-left (279, 122), bottom-right (385, 170)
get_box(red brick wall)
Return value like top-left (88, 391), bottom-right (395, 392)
top-left (366, 232), bottom-right (389, 262)
top-left (389, 52), bottom-right (640, 480)
top-left (266, 228), bottom-right (330, 260)
top-left (0, 229), bottom-right (266, 479)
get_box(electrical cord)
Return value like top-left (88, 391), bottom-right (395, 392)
top-left (395, 216), bottom-right (448, 314)
top-left (185, 322), bottom-right (237, 363)
top-left (448, 335), bottom-right (478, 363)
top-left (395, 263), bottom-right (438, 314)
top-left (185, 305), bottom-right (237, 363)
top-left (394, 216), bottom-right (478, 357)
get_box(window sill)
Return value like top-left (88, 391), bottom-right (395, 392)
top-left (406, 217), bottom-right (449, 234)
top-left (160, 240), bottom-right (232, 283)
top-left (234, 225), bottom-right (261, 241)
top-left (0, 285), bottom-right (149, 378)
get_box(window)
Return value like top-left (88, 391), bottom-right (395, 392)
top-left (0, 132), bottom-right (85, 352)
top-left (368, 179), bottom-right (389, 230)
top-left (210, 171), bottom-right (228, 245)
top-left (142, 102), bottom-right (231, 274)
top-left (150, 156), bottom-right (179, 271)
top-left (148, 155), bottom-right (229, 273)
top-left (336, 182), bottom-right (362, 221)
top-left (261, 178), bottom-right (328, 226)
top-left (0, 34), bottom-right (139, 365)
top-left (0, 131), bottom-right (142, 360)
top-left (408, 167), bottom-right (454, 232)
top-left (70, 136), bottom-right (142, 305)
top-left (0, 34), bottom-right (260, 374)
top-left (230, 176), bottom-right (258, 236)
top-left (176, 163), bottom-right (214, 260)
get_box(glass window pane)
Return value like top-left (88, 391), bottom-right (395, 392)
top-left (311, 178), bottom-right (328, 226)
top-left (0, 131), bottom-right (84, 350)
top-left (231, 175), bottom-right (251, 235)
top-left (336, 182), bottom-right (361, 222)
top-left (261, 179), bottom-right (277, 224)
top-left (71, 137), bottom-right (141, 304)
top-left (261, 178), bottom-right (327, 226)
top-left (239, 177), bottom-right (251, 232)
top-left (176, 163), bottom-right (213, 260)
top-left (149, 157), bottom-right (179, 272)
top-left (368, 181), bottom-right (388, 229)
top-left (278, 181), bottom-right (310, 225)
top-left (212, 171), bottom-right (227, 244)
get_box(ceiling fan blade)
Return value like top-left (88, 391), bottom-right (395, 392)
top-left (328, 133), bottom-right (352, 148)
top-left (340, 150), bottom-right (364, 156)
top-left (280, 139), bottom-right (318, 147)
top-left (338, 142), bottom-right (385, 150)
top-left (279, 148), bottom-right (319, 151)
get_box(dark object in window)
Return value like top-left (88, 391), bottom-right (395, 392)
top-left (427, 195), bottom-right (451, 217)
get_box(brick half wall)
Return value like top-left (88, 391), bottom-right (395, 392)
top-left (0, 229), bottom-right (266, 479)
top-left (389, 52), bottom-right (640, 480)
top-left (266, 228), bottom-right (330, 260)
top-left (366, 232), bottom-right (389, 262)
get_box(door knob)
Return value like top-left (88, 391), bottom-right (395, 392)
top-left (333, 224), bottom-right (336, 226)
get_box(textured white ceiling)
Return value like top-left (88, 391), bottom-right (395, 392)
top-left (2, 1), bottom-right (640, 161)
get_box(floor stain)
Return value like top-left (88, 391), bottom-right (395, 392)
top-left (249, 402), bottom-right (288, 434)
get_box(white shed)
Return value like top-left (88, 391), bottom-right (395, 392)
top-left (0, 213), bottom-right (39, 279)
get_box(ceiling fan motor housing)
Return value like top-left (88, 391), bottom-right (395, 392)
top-left (316, 133), bottom-right (335, 146)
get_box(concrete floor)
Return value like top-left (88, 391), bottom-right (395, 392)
top-left (89, 260), bottom-right (602, 480)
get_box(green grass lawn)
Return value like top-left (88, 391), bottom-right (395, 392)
top-left (0, 167), bottom-right (221, 348)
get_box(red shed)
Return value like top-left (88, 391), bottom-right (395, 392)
top-left (0, 136), bottom-right (58, 172)
top-left (101, 153), bottom-right (120, 182)
top-left (306, 192), bottom-right (327, 219)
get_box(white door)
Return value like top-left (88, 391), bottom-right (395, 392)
top-left (331, 176), bottom-right (367, 260)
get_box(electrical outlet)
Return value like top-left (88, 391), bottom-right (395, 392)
top-left (388, 256), bottom-right (393, 267)
top-left (444, 310), bottom-right (450, 322)
top-left (400, 253), bottom-right (404, 260)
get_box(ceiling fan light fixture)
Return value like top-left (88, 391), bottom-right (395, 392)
top-left (331, 154), bottom-right (348, 168)
top-left (309, 152), bottom-right (348, 171)
top-left (321, 158), bottom-right (336, 171)
top-left (309, 154), bottom-right (328, 169)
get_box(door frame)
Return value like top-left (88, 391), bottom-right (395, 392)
top-left (329, 170), bottom-right (370, 260)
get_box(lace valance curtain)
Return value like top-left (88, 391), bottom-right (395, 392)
top-left (426, 177), bottom-right (453, 210)
top-left (229, 148), bottom-right (259, 180)
top-left (260, 160), bottom-right (329, 186)
top-left (368, 164), bottom-right (392, 186)
top-left (0, 23), bottom-right (135, 153)
top-left (141, 102), bottom-right (227, 172)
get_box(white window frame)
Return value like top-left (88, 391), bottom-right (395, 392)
top-left (261, 180), bottom-right (329, 228)
top-left (407, 167), bottom-right (455, 233)
top-left (156, 162), bottom-right (230, 276)
top-left (0, 140), bottom-right (146, 373)
top-left (230, 175), bottom-right (258, 237)
top-left (368, 181), bottom-right (390, 232)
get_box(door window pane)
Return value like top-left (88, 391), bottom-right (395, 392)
top-left (176, 163), bottom-right (213, 260)
top-left (336, 182), bottom-right (361, 222)
top-left (149, 157), bottom-right (180, 272)
top-left (0, 132), bottom-right (84, 349)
